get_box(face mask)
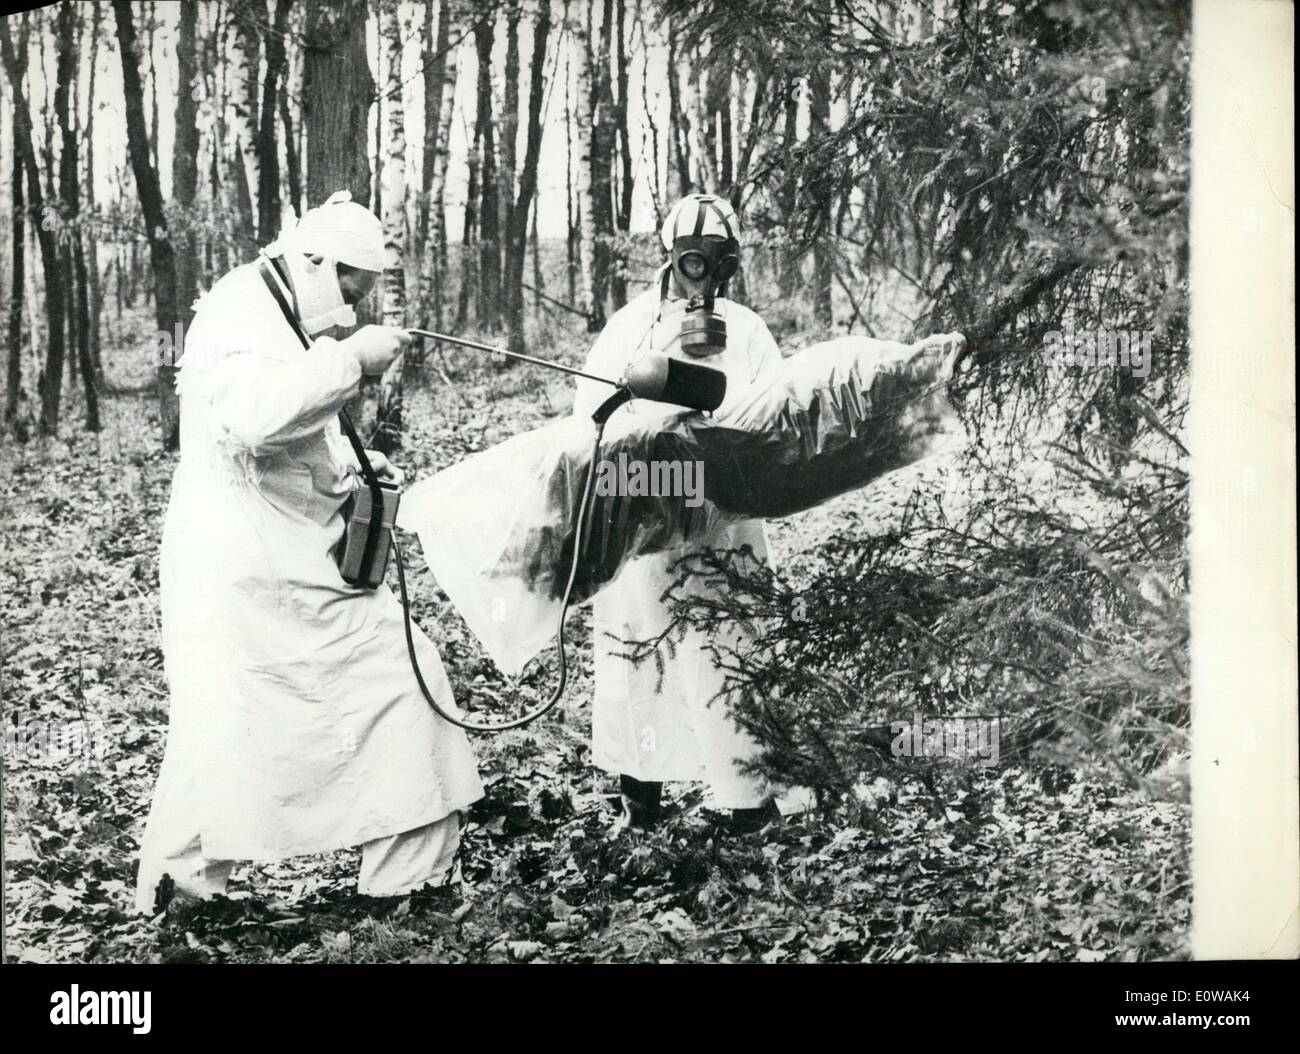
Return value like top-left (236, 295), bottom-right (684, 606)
top-left (283, 252), bottom-right (356, 334)
top-left (668, 236), bottom-right (738, 358)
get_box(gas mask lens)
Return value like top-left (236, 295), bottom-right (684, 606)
top-left (678, 252), bottom-right (708, 281)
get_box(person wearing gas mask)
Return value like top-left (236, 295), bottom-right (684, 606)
top-left (572, 193), bottom-right (782, 833)
top-left (133, 192), bottom-right (483, 914)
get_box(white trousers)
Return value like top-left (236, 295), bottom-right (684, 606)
top-left (134, 815), bottom-right (462, 915)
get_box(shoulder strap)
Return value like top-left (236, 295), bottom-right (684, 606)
top-left (256, 258), bottom-right (387, 579)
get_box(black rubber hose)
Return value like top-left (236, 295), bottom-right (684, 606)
top-left (392, 419), bottom-right (607, 733)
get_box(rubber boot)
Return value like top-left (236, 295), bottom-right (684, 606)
top-left (728, 798), bottom-right (781, 835)
top-left (618, 775), bottom-right (663, 830)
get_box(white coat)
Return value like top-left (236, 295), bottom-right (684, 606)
top-left (572, 281), bottom-right (781, 808)
top-left (137, 262), bottom-right (483, 865)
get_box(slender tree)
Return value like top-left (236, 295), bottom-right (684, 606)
top-left (228, 0), bottom-right (261, 246)
top-left (4, 15), bottom-right (30, 438)
top-left (569, 3), bottom-right (598, 330)
top-left (808, 44), bottom-right (833, 326)
top-left (589, 0), bottom-right (614, 322)
top-left (112, 0), bottom-right (181, 447)
top-left (420, 0), bottom-right (457, 331)
top-left (3, 17), bottom-right (67, 438)
top-left (610, 0), bottom-right (632, 308)
top-left (173, 1), bottom-right (200, 337)
top-left (56, 2), bottom-right (98, 430)
top-left (258, 0), bottom-right (292, 243)
top-left (82, 3), bottom-right (104, 385)
top-left (503, 0), bottom-right (551, 354)
top-left (375, 0), bottom-right (406, 452)
top-left (473, 15), bottom-right (500, 329)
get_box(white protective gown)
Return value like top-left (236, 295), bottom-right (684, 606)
top-left (572, 282), bottom-right (781, 808)
top-left (137, 262), bottom-right (483, 868)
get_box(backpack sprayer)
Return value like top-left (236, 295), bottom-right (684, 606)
top-left (387, 328), bottom-right (727, 733)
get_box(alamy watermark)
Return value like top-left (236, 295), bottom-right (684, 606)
top-left (3, 718), bottom-right (113, 764)
top-left (593, 452), bottom-right (705, 509)
top-left (891, 713), bottom-right (1002, 767)
top-left (1043, 326), bottom-right (1153, 378)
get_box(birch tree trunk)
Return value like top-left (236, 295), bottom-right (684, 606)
top-left (421, 0), bottom-right (457, 332)
top-left (666, 23), bottom-right (690, 197)
top-left (611, 0), bottom-right (632, 309)
top-left (227, 0), bottom-right (261, 247)
top-left (257, 0), bottom-right (292, 243)
top-left (174, 1), bottom-right (200, 334)
top-left (569, 4), bottom-right (599, 331)
top-left (375, 0), bottom-right (405, 453)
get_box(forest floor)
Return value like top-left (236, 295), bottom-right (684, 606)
top-left (0, 307), bottom-right (1190, 963)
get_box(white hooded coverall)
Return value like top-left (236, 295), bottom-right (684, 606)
top-left (134, 262), bottom-right (483, 913)
top-left (572, 280), bottom-right (781, 809)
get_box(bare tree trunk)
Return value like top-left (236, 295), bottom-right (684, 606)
top-left (809, 53), bottom-right (833, 326)
top-left (56, 2), bottom-right (98, 431)
top-left (20, 10), bottom-right (67, 434)
top-left (4, 16), bottom-right (30, 439)
top-left (634, 0), bottom-right (662, 220)
top-left (473, 16), bottom-right (500, 330)
top-left (372, 8), bottom-right (382, 218)
top-left (304, 0), bottom-right (376, 431)
top-left (665, 24), bottom-right (690, 198)
top-left (304, 0), bottom-right (373, 207)
top-left (279, 84), bottom-right (301, 220)
top-left (82, 4), bottom-right (104, 385)
top-left (280, 0), bottom-right (303, 219)
top-left (4, 15), bottom-right (67, 438)
top-left (112, 0), bottom-right (182, 447)
top-left (375, 0), bottom-right (405, 453)
top-left (174, 1), bottom-right (200, 337)
top-left (610, 0), bottom-right (632, 309)
top-left (504, 0), bottom-right (551, 355)
top-left (778, 82), bottom-right (801, 297)
top-left (501, 1), bottom-right (520, 290)
top-left (258, 0), bottom-right (292, 243)
top-left (569, 4), bottom-right (598, 330)
top-left (228, 0), bottom-right (261, 245)
top-left (564, 50), bottom-right (576, 305)
top-left (54, 2), bottom-right (80, 417)
top-left (455, 121), bottom-right (481, 329)
top-left (589, 0), bottom-right (614, 324)
top-left (688, 49), bottom-right (713, 191)
top-left (420, 0), bottom-right (457, 332)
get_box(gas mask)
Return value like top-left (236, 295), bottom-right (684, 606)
top-left (670, 235), bottom-right (739, 358)
top-left (661, 194), bottom-right (741, 359)
top-left (280, 251), bottom-right (357, 335)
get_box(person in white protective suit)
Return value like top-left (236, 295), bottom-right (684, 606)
top-left (572, 194), bottom-right (783, 833)
top-left (134, 192), bottom-right (483, 915)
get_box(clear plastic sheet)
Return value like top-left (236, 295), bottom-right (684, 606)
top-left (397, 334), bottom-right (964, 675)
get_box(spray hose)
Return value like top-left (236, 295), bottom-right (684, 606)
top-left (391, 401), bottom-right (614, 734)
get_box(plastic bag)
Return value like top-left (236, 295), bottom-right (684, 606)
top-left (397, 333), bottom-right (965, 675)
